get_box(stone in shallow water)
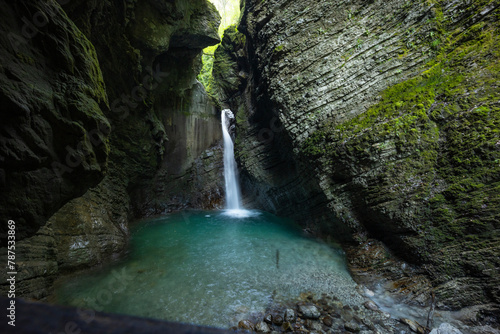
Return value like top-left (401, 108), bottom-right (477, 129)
top-left (255, 321), bottom-right (271, 333)
top-left (284, 308), bottom-right (295, 322)
top-left (298, 304), bottom-right (321, 319)
top-left (323, 316), bottom-right (333, 327)
top-left (345, 320), bottom-right (361, 333)
top-left (238, 320), bottom-right (254, 331)
top-left (264, 314), bottom-right (273, 324)
top-left (429, 323), bottom-right (463, 334)
top-left (363, 300), bottom-right (379, 312)
top-left (400, 318), bottom-right (425, 334)
top-left (273, 315), bottom-right (283, 326)
top-left (282, 322), bottom-right (293, 332)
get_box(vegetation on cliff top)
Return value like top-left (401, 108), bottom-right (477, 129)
top-left (198, 0), bottom-right (240, 91)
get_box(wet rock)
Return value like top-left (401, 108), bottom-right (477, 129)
top-left (365, 290), bottom-right (375, 298)
top-left (381, 311), bottom-right (391, 319)
top-left (468, 325), bottom-right (500, 334)
top-left (282, 322), bottom-right (293, 332)
top-left (331, 310), bottom-right (342, 318)
top-left (345, 320), bottom-right (361, 333)
top-left (429, 323), bottom-right (463, 334)
top-left (238, 320), bottom-right (254, 331)
top-left (362, 319), bottom-right (376, 331)
top-left (264, 314), bottom-right (273, 324)
top-left (255, 321), bottom-right (271, 333)
top-left (400, 318), bottom-right (425, 334)
top-left (298, 304), bottom-right (321, 319)
top-left (353, 314), bottom-right (364, 324)
top-left (323, 316), bottom-right (333, 327)
top-left (308, 321), bottom-right (323, 332)
top-left (342, 310), bottom-right (354, 322)
top-left (273, 315), bottom-right (283, 326)
top-left (292, 323), bottom-right (304, 332)
top-left (363, 300), bottom-right (379, 312)
top-left (284, 308), bottom-right (295, 322)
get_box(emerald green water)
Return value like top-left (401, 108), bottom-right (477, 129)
top-left (54, 210), bottom-right (362, 328)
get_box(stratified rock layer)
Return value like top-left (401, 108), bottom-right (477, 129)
top-left (217, 0), bottom-right (500, 311)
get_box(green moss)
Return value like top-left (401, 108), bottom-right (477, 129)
top-left (300, 1), bottom-right (500, 269)
top-left (211, 25), bottom-right (246, 102)
top-left (274, 44), bottom-right (285, 52)
top-left (15, 52), bottom-right (36, 65)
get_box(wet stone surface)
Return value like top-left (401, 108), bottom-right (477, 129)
top-left (228, 292), bottom-right (497, 334)
top-left (230, 293), bottom-right (407, 334)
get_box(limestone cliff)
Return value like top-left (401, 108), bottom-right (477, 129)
top-left (0, 0), bottom-right (222, 298)
top-left (215, 0), bottom-right (500, 312)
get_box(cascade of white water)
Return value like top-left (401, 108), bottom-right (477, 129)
top-left (221, 109), bottom-right (242, 210)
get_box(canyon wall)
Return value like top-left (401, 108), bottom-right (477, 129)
top-left (0, 0), bottom-right (223, 298)
top-left (215, 0), bottom-right (500, 312)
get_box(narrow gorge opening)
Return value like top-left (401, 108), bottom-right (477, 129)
top-left (198, 0), bottom-right (241, 92)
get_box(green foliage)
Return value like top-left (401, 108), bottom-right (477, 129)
top-left (211, 25), bottom-right (246, 101)
top-left (198, 45), bottom-right (218, 91)
top-left (198, 0), bottom-right (240, 91)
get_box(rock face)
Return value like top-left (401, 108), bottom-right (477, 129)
top-left (0, 0), bottom-right (110, 242)
top-left (0, 0), bottom-right (110, 298)
top-left (0, 0), bottom-right (222, 298)
top-left (214, 0), bottom-right (500, 311)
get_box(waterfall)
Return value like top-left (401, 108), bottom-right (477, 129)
top-left (221, 109), bottom-right (243, 211)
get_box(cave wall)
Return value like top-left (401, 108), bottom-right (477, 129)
top-left (0, 0), bottom-right (223, 298)
top-left (217, 0), bottom-right (500, 310)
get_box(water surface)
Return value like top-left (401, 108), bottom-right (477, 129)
top-left (54, 210), bottom-right (362, 328)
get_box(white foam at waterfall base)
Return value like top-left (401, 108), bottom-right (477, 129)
top-left (221, 109), bottom-right (254, 218)
top-left (221, 208), bottom-right (260, 218)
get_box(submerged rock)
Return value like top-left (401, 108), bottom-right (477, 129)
top-left (298, 304), bottom-right (321, 319)
top-left (264, 314), bottom-right (273, 324)
top-left (273, 315), bottom-right (283, 326)
top-left (345, 320), bottom-right (361, 333)
top-left (323, 316), bottom-right (334, 327)
top-left (255, 321), bottom-right (271, 333)
top-left (363, 300), bottom-right (380, 312)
